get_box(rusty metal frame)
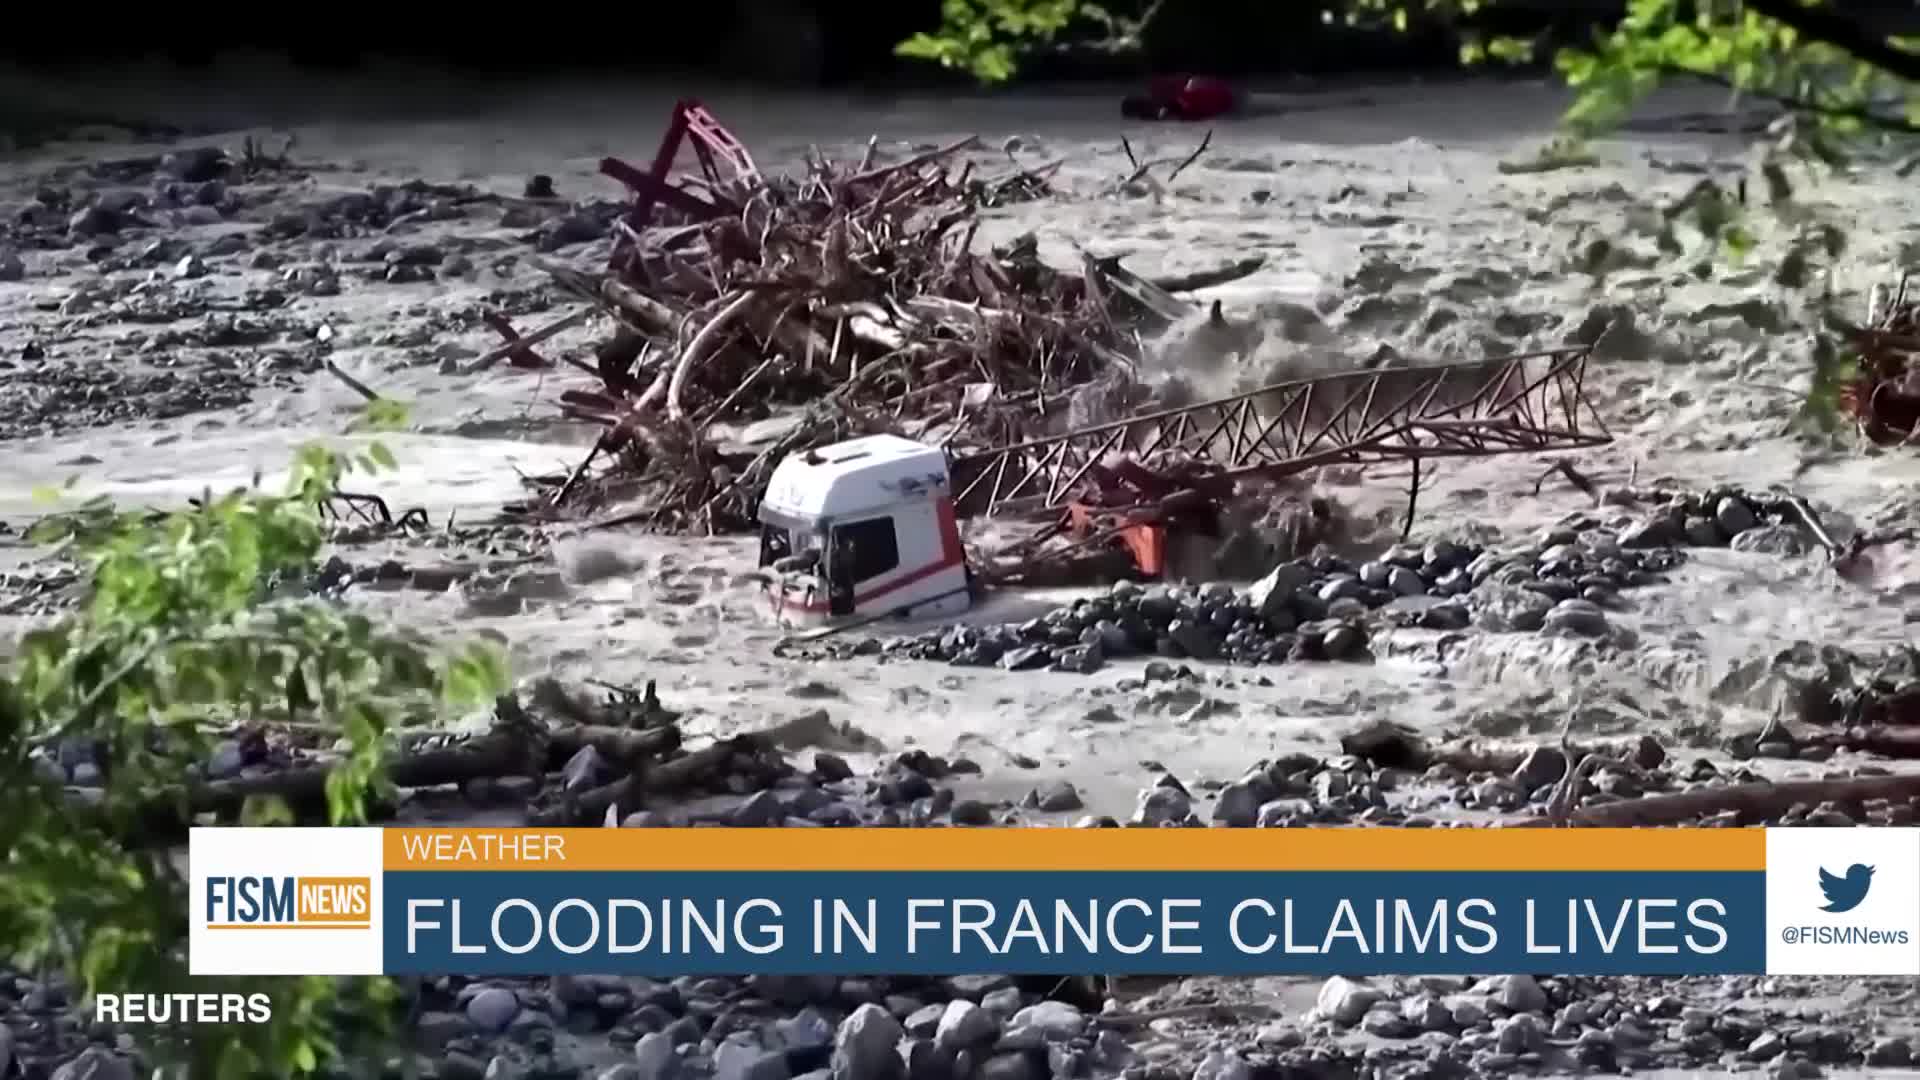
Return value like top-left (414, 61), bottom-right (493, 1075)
top-left (599, 99), bottom-right (760, 238)
top-left (948, 345), bottom-right (1611, 517)
top-left (320, 492), bottom-right (429, 531)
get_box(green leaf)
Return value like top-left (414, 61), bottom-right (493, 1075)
top-left (240, 794), bottom-right (296, 827)
top-left (1487, 36), bottom-right (1537, 64)
top-left (350, 397), bottom-right (413, 434)
top-left (1722, 225), bottom-right (1755, 264)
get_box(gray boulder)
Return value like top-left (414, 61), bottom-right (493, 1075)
top-left (1714, 496), bottom-right (1758, 537)
top-left (934, 1000), bottom-right (1000, 1052)
top-left (1542, 598), bottom-right (1609, 636)
top-left (1007, 1000), bottom-right (1087, 1042)
top-left (831, 1004), bottom-right (904, 1080)
top-left (715, 1036), bottom-right (792, 1080)
top-left (634, 1032), bottom-right (681, 1080)
top-left (1133, 786), bottom-right (1192, 826)
top-left (1245, 561), bottom-right (1313, 618)
top-left (1210, 780), bottom-right (1265, 827)
top-left (52, 1049), bottom-right (135, 1080)
top-left (1472, 584), bottom-right (1553, 632)
top-left (1316, 976), bottom-right (1381, 1026)
top-left (1495, 974), bottom-right (1549, 1013)
top-left (466, 987), bottom-right (522, 1033)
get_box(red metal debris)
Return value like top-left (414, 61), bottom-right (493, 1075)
top-left (947, 345), bottom-right (1608, 519)
top-left (951, 345), bottom-right (1610, 581)
top-left (599, 99), bottom-right (760, 266)
top-left (1123, 75), bottom-right (1239, 122)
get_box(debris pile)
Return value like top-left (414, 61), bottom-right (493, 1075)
top-left (1847, 270), bottom-right (1919, 445)
top-left (509, 106), bottom-right (1194, 532)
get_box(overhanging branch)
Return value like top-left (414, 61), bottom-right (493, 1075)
top-left (1743, 0), bottom-right (1920, 84)
top-left (1663, 65), bottom-right (1920, 134)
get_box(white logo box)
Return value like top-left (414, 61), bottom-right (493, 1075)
top-left (1764, 828), bottom-right (1920, 976)
top-left (189, 828), bottom-right (385, 976)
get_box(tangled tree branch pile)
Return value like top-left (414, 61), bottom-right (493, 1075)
top-left (516, 140), bottom-right (1193, 533)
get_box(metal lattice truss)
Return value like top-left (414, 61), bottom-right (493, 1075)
top-left (949, 345), bottom-right (1611, 518)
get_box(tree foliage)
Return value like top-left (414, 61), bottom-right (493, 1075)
top-left (896, 0), bottom-right (1919, 140)
top-left (0, 411), bottom-right (509, 1078)
top-left (895, 0), bottom-right (1162, 82)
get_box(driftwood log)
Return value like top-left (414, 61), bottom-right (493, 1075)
top-left (539, 731), bottom-right (783, 826)
top-left (1802, 726), bottom-right (1920, 758)
top-left (1502, 771), bottom-right (1920, 828)
top-left (188, 721), bottom-right (682, 820)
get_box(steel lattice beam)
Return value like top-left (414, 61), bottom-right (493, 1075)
top-left (948, 345), bottom-right (1611, 518)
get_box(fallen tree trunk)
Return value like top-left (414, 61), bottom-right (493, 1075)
top-left (547, 721), bottom-right (682, 766)
top-left (542, 730), bottom-right (779, 826)
top-left (193, 735), bottom-right (530, 818)
top-left (1804, 726), bottom-right (1920, 758)
top-left (1501, 771), bottom-right (1920, 828)
top-left (188, 722), bottom-right (680, 820)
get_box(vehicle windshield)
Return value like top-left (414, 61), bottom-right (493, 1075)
top-left (759, 523), bottom-right (823, 568)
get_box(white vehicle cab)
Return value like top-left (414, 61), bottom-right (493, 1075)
top-left (757, 434), bottom-right (974, 624)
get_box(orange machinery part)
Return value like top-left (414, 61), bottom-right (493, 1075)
top-left (1067, 503), bottom-right (1168, 578)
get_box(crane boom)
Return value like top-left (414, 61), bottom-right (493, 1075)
top-left (947, 344), bottom-right (1610, 519)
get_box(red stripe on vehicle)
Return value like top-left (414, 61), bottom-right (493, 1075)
top-left (935, 497), bottom-right (965, 564)
top-left (774, 553), bottom-right (965, 613)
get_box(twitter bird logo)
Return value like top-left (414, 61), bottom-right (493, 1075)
top-left (1818, 864), bottom-right (1875, 913)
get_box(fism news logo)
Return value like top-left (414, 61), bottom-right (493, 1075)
top-left (205, 875), bottom-right (372, 930)
top-left (190, 828), bottom-right (386, 975)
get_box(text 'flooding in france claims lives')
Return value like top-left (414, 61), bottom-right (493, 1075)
top-left (401, 894), bottom-right (1731, 958)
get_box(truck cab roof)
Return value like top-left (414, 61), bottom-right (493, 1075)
top-left (758, 434), bottom-right (950, 522)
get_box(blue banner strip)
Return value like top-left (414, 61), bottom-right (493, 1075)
top-left (383, 870), bottom-right (1764, 976)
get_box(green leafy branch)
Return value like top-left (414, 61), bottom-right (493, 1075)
top-left (896, 0), bottom-right (1160, 83)
top-left (2, 405), bottom-right (509, 1078)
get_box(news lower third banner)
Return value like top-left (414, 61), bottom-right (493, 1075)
top-left (187, 828), bottom-right (1920, 978)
